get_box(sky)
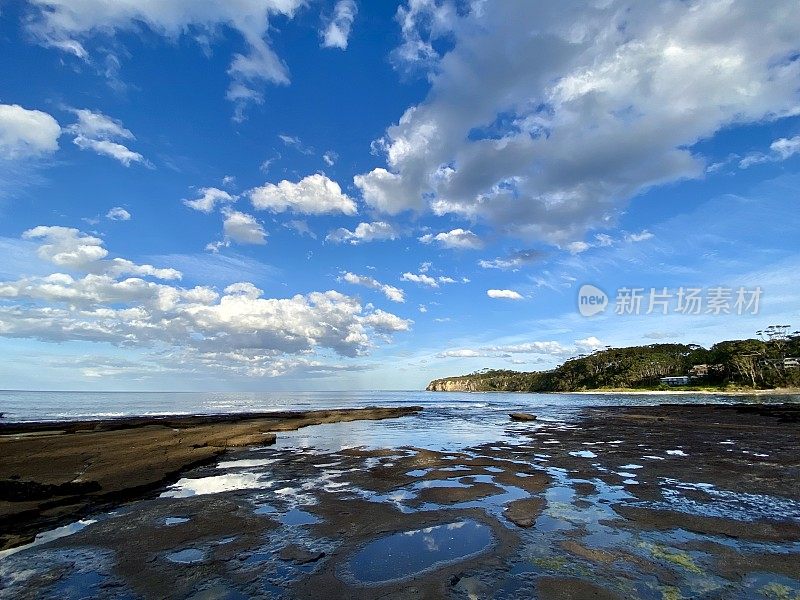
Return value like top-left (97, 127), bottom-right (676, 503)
top-left (0, 0), bottom-right (799, 391)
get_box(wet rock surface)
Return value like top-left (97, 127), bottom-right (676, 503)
top-left (0, 406), bottom-right (421, 550)
top-left (0, 403), bottom-right (798, 599)
top-left (509, 412), bottom-right (537, 422)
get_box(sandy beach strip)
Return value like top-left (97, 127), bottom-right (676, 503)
top-left (561, 387), bottom-right (800, 395)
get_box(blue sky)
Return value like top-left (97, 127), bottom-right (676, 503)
top-left (0, 0), bottom-right (799, 391)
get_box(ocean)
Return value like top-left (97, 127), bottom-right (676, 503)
top-left (2, 389), bottom-right (797, 452)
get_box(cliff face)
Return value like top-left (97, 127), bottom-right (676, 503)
top-left (426, 378), bottom-right (483, 392)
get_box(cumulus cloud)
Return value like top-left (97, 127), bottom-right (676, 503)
top-left (353, 168), bottom-right (422, 214)
top-left (486, 289), bottom-right (523, 300)
top-left (184, 187), bottom-right (237, 213)
top-left (419, 228), bottom-right (483, 249)
top-left (340, 272), bottom-right (405, 303)
top-left (21, 226), bottom-right (181, 280)
top-left (24, 1), bottom-right (305, 120)
top-left (67, 109), bottom-right (148, 167)
top-left (250, 174), bottom-right (357, 215)
top-left (0, 104), bottom-right (61, 159)
top-left (0, 227), bottom-right (411, 376)
top-left (400, 268), bottom-right (462, 288)
top-left (106, 207), bottom-right (131, 221)
top-left (357, 1), bottom-right (800, 244)
top-left (222, 209), bottom-right (267, 245)
top-left (321, 0), bottom-right (357, 50)
top-left (401, 272), bottom-right (438, 287)
top-left (23, 226), bottom-right (108, 268)
top-left (575, 336), bottom-right (605, 352)
top-left (326, 221), bottom-right (398, 244)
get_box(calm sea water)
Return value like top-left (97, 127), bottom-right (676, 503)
top-left (2, 389), bottom-right (798, 451)
top-left (3, 389), bottom-right (796, 422)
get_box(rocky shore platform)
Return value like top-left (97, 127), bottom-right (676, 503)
top-left (1, 403), bottom-right (798, 599)
top-left (0, 406), bottom-right (422, 551)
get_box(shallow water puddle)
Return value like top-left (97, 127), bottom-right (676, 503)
top-left (0, 519), bottom-right (97, 559)
top-left (279, 508), bottom-right (319, 526)
top-left (166, 548), bottom-right (205, 564)
top-left (406, 469), bottom-right (430, 477)
top-left (343, 519), bottom-right (493, 584)
top-left (569, 450), bottom-right (597, 458)
top-left (216, 458), bottom-right (277, 469)
top-left (160, 472), bottom-right (271, 498)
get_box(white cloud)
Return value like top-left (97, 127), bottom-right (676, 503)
top-left (23, 226), bottom-right (108, 268)
top-left (357, 1), bottom-right (800, 244)
top-left (625, 230), bottom-right (654, 243)
top-left (419, 228), bottom-right (483, 249)
top-left (739, 135), bottom-right (800, 168)
top-left (566, 241), bottom-right (590, 255)
top-left (401, 272), bottom-right (438, 287)
top-left (21, 226), bottom-right (181, 281)
top-left (222, 209), bottom-right (267, 245)
top-left (478, 249), bottom-right (542, 271)
top-left (341, 272), bottom-right (405, 303)
top-left (326, 221), bottom-right (398, 244)
top-left (283, 219), bottom-right (317, 239)
top-left (205, 240), bottom-right (231, 254)
top-left (278, 134), bottom-right (313, 155)
top-left (437, 349), bottom-right (484, 358)
top-left (436, 338), bottom-right (601, 360)
top-left (66, 108), bottom-right (132, 140)
top-left (0, 228), bottom-right (411, 375)
top-left (184, 187), bottom-right (237, 213)
top-left (104, 258), bottom-right (181, 281)
top-left (323, 150), bottom-right (338, 166)
top-left (72, 135), bottom-right (148, 166)
top-left (391, 0), bottom-right (456, 72)
top-left (0, 104), bottom-right (61, 159)
top-left (67, 109), bottom-right (148, 167)
top-left (321, 0), bottom-right (357, 50)
top-left (251, 174), bottom-right (357, 215)
top-left (486, 341), bottom-right (567, 355)
top-left (486, 289), bottom-right (523, 300)
top-left (354, 167), bottom-right (422, 214)
top-left (594, 233), bottom-right (614, 247)
top-left (25, 1), bottom-right (305, 120)
top-left (575, 336), bottom-right (605, 352)
top-left (361, 309), bottom-right (412, 332)
top-left (771, 136), bottom-right (800, 160)
top-left (106, 207), bottom-right (131, 221)
top-left (401, 265), bottom-right (463, 288)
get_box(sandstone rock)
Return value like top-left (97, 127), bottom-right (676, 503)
top-left (509, 412), bottom-right (537, 422)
